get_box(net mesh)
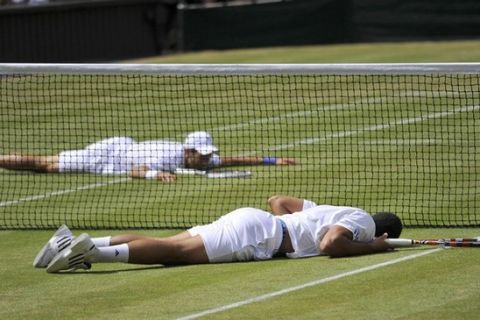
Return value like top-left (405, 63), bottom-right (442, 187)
top-left (0, 66), bottom-right (479, 229)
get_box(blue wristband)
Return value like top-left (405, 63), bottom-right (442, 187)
top-left (263, 157), bottom-right (277, 165)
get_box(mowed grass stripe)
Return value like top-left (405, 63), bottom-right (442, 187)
top-left (177, 248), bottom-right (442, 320)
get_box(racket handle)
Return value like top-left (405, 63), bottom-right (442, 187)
top-left (385, 238), bottom-right (414, 248)
top-left (174, 168), bottom-right (207, 175)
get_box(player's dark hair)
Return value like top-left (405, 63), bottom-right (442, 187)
top-left (372, 212), bottom-right (403, 238)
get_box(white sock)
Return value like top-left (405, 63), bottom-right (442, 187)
top-left (91, 236), bottom-right (112, 248)
top-left (89, 244), bottom-right (129, 263)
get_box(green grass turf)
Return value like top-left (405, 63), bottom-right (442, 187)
top-left (128, 40), bottom-right (480, 63)
top-left (1, 40), bottom-right (480, 319)
top-left (1, 228), bottom-right (479, 319)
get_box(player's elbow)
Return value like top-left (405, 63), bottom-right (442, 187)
top-left (319, 234), bottom-right (349, 257)
top-left (268, 195), bottom-right (287, 215)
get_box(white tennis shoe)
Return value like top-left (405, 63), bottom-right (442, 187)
top-left (33, 225), bottom-right (73, 268)
top-left (46, 233), bottom-right (97, 273)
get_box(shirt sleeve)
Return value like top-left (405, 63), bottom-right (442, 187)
top-left (335, 211), bottom-right (376, 242)
top-left (302, 199), bottom-right (318, 211)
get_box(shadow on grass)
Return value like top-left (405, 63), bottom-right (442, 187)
top-left (54, 265), bottom-right (166, 275)
top-left (48, 249), bottom-right (422, 275)
top-left (52, 263), bottom-right (205, 275)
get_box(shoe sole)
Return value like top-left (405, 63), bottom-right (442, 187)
top-left (46, 233), bottom-right (94, 273)
top-left (33, 225), bottom-right (72, 268)
top-left (33, 235), bottom-right (71, 268)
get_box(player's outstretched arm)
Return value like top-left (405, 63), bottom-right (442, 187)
top-left (268, 195), bottom-right (304, 215)
top-left (128, 165), bottom-right (176, 182)
top-left (219, 156), bottom-right (298, 167)
top-left (319, 226), bottom-right (392, 258)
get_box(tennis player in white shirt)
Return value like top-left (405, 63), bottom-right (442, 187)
top-left (35, 195), bottom-right (403, 272)
top-left (0, 131), bottom-right (296, 182)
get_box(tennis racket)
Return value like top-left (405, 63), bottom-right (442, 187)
top-left (386, 237), bottom-right (480, 248)
top-left (175, 168), bottom-right (251, 179)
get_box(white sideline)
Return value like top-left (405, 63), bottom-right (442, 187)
top-left (212, 90), bottom-right (475, 134)
top-left (1, 103), bottom-right (477, 207)
top-left (0, 178), bottom-right (130, 207)
top-left (176, 248), bottom-right (442, 320)
top-left (210, 96), bottom-right (384, 133)
top-left (244, 104), bottom-right (479, 154)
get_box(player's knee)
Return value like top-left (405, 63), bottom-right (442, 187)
top-left (40, 156), bottom-right (60, 173)
top-left (45, 163), bottom-right (60, 173)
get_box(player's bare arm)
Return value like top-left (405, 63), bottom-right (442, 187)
top-left (268, 195), bottom-right (304, 215)
top-left (219, 156), bottom-right (298, 166)
top-left (128, 165), bottom-right (176, 182)
top-left (319, 225), bottom-right (392, 258)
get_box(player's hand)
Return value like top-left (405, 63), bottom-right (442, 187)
top-left (276, 158), bottom-right (298, 165)
top-left (371, 233), bottom-right (393, 252)
top-left (157, 172), bottom-right (177, 182)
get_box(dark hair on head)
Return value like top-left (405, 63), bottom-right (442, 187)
top-left (372, 212), bottom-right (403, 238)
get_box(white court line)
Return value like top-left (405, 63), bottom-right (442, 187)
top-left (259, 104), bottom-right (479, 153)
top-left (359, 139), bottom-right (442, 145)
top-left (0, 178), bottom-right (130, 207)
top-left (209, 97), bottom-right (384, 133)
top-left (211, 89), bottom-right (477, 134)
top-left (176, 248), bottom-right (442, 320)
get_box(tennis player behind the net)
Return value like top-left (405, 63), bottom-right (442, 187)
top-left (0, 131), bottom-right (296, 182)
top-left (34, 195), bottom-right (403, 273)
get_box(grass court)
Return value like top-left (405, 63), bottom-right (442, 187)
top-left (1, 40), bottom-right (480, 319)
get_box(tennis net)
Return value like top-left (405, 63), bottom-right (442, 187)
top-left (0, 63), bottom-right (479, 229)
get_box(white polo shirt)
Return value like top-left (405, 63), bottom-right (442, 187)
top-left (128, 140), bottom-right (221, 172)
top-left (59, 137), bottom-right (221, 174)
top-left (278, 200), bottom-right (376, 258)
top-left (126, 140), bottom-right (184, 173)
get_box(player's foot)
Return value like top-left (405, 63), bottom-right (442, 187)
top-left (46, 233), bottom-right (97, 273)
top-left (33, 225), bottom-right (73, 268)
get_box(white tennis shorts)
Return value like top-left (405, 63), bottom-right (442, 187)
top-left (58, 137), bottom-right (136, 174)
top-left (188, 208), bottom-right (284, 263)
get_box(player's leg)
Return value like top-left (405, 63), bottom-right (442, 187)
top-left (0, 154), bottom-right (59, 173)
top-left (92, 232), bottom-right (201, 265)
top-left (46, 233), bottom-right (208, 272)
top-left (38, 230), bottom-right (195, 269)
top-left (126, 235), bottom-right (208, 265)
top-left (109, 231), bottom-right (193, 245)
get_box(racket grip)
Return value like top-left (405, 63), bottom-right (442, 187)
top-left (174, 168), bottom-right (207, 175)
top-left (385, 238), bottom-right (414, 248)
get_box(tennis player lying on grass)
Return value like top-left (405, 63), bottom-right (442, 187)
top-left (0, 131), bottom-right (296, 182)
top-left (34, 195), bottom-right (403, 273)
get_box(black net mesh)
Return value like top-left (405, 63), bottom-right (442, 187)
top-left (0, 72), bottom-right (479, 229)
